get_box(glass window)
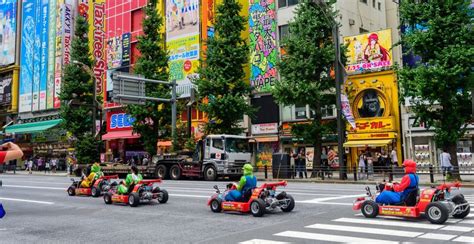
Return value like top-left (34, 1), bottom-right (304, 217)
top-left (278, 25), bottom-right (289, 43)
top-left (278, 0), bottom-right (287, 8)
top-left (360, 0), bottom-right (367, 4)
top-left (287, 0), bottom-right (298, 7)
top-left (281, 106), bottom-right (293, 121)
top-left (225, 138), bottom-right (250, 153)
top-left (212, 139), bottom-right (224, 150)
top-left (322, 105), bottom-right (336, 118)
top-left (295, 105), bottom-right (307, 119)
top-left (278, 0), bottom-right (298, 8)
top-left (378, 2), bottom-right (381, 10)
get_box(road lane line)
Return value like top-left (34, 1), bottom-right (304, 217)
top-left (452, 236), bottom-right (474, 243)
top-left (298, 194), bottom-right (363, 203)
top-left (239, 239), bottom-right (289, 244)
top-left (0, 197), bottom-right (54, 205)
top-left (417, 233), bottom-right (457, 241)
top-left (3, 185), bottom-right (64, 190)
top-left (333, 218), bottom-right (441, 230)
top-left (296, 201), bottom-right (352, 206)
top-left (274, 231), bottom-right (398, 244)
top-left (440, 226), bottom-right (473, 232)
top-left (169, 193), bottom-right (209, 198)
top-left (306, 223), bottom-right (423, 238)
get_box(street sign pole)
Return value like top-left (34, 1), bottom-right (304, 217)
top-left (171, 80), bottom-right (177, 147)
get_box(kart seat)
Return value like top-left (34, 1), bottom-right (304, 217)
top-left (403, 189), bottom-right (418, 206)
top-left (241, 187), bottom-right (255, 202)
top-left (127, 184), bottom-right (136, 194)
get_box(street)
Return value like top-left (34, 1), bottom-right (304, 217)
top-left (0, 175), bottom-right (473, 243)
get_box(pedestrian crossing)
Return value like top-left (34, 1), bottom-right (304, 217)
top-left (239, 214), bottom-right (474, 243)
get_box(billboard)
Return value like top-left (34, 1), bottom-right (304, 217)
top-left (53, 0), bottom-right (64, 109)
top-left (32, 0), bottom-right (41, 111)
top-left (39, 0), bottom-right (50, 110)
top-left (19, 0), bottom-right (36, 112)
top-left (106, 33), bottom-right (130, 69)
top-left (249, 0), bottom-right (277, 93)
top-left (0, 73), bottom-right (12, 105)
top-left (0, 0), bottom-right (17, 66)
top-left (343, 29), bottom-right (393, 74)
top-left (166, 0), bottom-right (200, 86)
top-left (46, 0), bottom-right (57, 109)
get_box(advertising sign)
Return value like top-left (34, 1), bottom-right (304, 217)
top-left (251, 123), bottom-right (278, 135)
top-left (32, 0), bottom-right (42, 111)
top-left (0, 0), bottom-right (17, 66)
top-left (343, 29), bottom-right (393, 74)
top-left (121, 33), bottom-right (131, 67)
top-left (19, 0), bottom-right (36, 112)
top-left (341, 94), bottom-right (356, 129)
top-left (106, 111), bottom-right (135, 132)
top-left (0, 73), bottom-right (12, 105)
top-left (168, 35), bottom-right (199, 81)
top-left (39, 0), bottom-right (50, 110)
top-left (46, 0), bottom-right (57, 109)
top-left (107, 35), bottom-right (122, 69)
top-left (249, 0), bottom-right (277, 93)
top-left (53, 0), bottom-right (64, 109)
top-left (63, 3), bottom-right (72, 66)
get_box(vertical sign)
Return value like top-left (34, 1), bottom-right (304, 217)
top-left (249, 0), bottom-right (277, 93)
top-left (46, 0), bottom-right (57, 109)
top-left (0, 0), bottom-right (17, 66)
top-left (121, 33), bottom-right (131, 67)
top-left (87, 0), bottom-right (106, 98)
top-left (53, 0), bottom-right (64, 109)
top-left (39, 0), bottom-right (50, 110)
top-left (63, 3), bottom-right (72, 65)
top-left (19, 0), bottom-right (36, 112)
top-left (32, 0), bottom-right (42, 111)
top-left (0, 74), bottom-right (12, 105)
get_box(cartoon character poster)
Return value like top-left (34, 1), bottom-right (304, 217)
top-left (0, 0), bottom-right (17, 66)
top-left (343, 29), bottom-right (393, 74)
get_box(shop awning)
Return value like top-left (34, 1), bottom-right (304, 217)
top-left (343, 139), bottom-right (392, 148)
top-left (254, 136), bottom-right (279, 142)
top-left (102, 130), bottom-right (140, 140)
top-left (5, 119), bottom-right (63, 134)
top-left (157, 141), bottom-right (172, 147)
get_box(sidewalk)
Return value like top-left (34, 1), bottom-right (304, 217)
top-left (1, 170), bottom-right (69, 177)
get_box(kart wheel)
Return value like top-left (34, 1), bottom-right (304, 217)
top-left (361, 200), bottom-right (379, 218)
top-left (158, 189), bottom-right (169, 204)
top-left (452, 194), bottom-right (470, 219)
top-left (91, 187), bottom-right (100, 198)
top-left (128, 192), bottom-right (140, 207)
top-left (155, 164), bottom-right (168, 179)
top-left (281, 194), bottom-right (295, 213)
top-left (210, 199), bottom-right (222, 213)
top-left (426, 202), bottom-right (449, 224)
top-left (170, 165), bottom-right (182, 180)
top-left (250, 199), bottom-right (266, 217)
top-left (104, 192), bottom-right (112, 205)
top-left (67, 186), bottom-right (76, 196)
top-left (204, 166), bottom-right (217, 181)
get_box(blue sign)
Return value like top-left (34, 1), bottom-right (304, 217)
top-left (19, 0), bottom-right (36, 112)
top-left (0, 0), bottom-right (17, 66)
top-left (39, 0), bottom-right (49, 110)
top-left (110, 113), bottom-right (135, 129)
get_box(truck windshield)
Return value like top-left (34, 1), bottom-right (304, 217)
top-left (225, 138), bottom-right (249, 153)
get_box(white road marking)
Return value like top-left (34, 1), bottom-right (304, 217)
top-left (298, 194), bottom-right (363, 203)
top-left (274, 231), bottom-right (398, 244)
top-left (417, 233), bottom-right (456, 241)
top-left (296, 201), bottom-right (352, 206)
top-left (461, 219), bottom-right (474, 224)
top-left (305, 223), bottom-right (423, 238)
top-left (239, 239), bottom-right (289, 244)
top-left (3, 185), bottom-right (64, 190)
top-left (452, 236), bottom-right (474, 243)
top-left (333, 218), bottom-right (441, 230)
top-left (0, 197), bottom-right (54, 205)
top-left (440, 226), bottom-right (473, 232)
top-left (446, 219), bottom-right (462, 223)
top-left (169, 193), bottom-right (209, 198)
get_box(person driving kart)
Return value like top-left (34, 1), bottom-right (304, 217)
top-left (375, 159), bottom-right (419, 205)
top-left (80, 163), bottom-right (103, 188)
top-left (225, 164), bottom-right (257, 201)
top-left (117, 166), bottom-right (143, 194)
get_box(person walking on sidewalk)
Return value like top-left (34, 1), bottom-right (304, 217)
top-left (440, 148), bottom-right (453, 180)
top-left (26, 157), bottom-right (33, 174)
top-left (296, 148), bottom-right (307, 179)
top-left (358, 153), bottom-right (366, 180)
top-left (44, 158), bottom-right (51, 174)
top-left (51, 158), bottom-right (57, 173)
top-left (391, 148), bottom-right (398, 166)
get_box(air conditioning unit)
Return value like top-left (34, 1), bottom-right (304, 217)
top-left (349, 19), bottom-right (355, 26)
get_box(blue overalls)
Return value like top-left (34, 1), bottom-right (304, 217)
top-left (376, 174), bottom-right (419, 204)
top-left (225, 175), bottom-right (257, 202)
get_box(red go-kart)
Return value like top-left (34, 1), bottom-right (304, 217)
top-left (103, 179), bottom-right (169, 207)
top-left (208, 181), bottom-right (295, 217)
top-left (353, 182), bottom-right (470, 224)
top-left (67, 175), bottom-right (119, 197)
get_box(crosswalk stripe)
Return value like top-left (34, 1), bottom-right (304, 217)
top-left (305, 223), bottom-right (423, 237)
top-left (461, 219), bottom-right (474, 224)
top-left (274, 231), bottom-right (398, 244)
top-left (446, 219), bottom-right (462, 223)
top-left (440, 226), bottom-right (473, 232)
top-left (417, 233), bottom-right (457, 241)
top-left (452, 236), bottom-right (474, 243)
top-left (333, 217), bottom-right (441, 230)
top-left (239, 239), bottom-right (289, 244)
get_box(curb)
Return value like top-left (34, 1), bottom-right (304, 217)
top-left (1, 172), bottom-right (69, 177)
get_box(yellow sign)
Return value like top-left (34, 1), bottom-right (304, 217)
top-left (168, 35), bottom-right (200, 81)
top-left (347, 117), bottom-right (395, 133)
top-left (347, 132), bottom-right (397, 140)
top-left (343, 29), bottom-right (393, 74)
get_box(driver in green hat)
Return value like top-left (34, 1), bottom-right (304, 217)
top-left (225, 164), bottom-right (257, 201)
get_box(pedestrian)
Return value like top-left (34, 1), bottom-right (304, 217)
top-left (297, 148), bottom-right (307, 179)
top-left (142, 155), bottom-right (149, 166)
top-left (440, 148), bottom-right (453, 180)
top-left (27, 157), bottom-right (33, 174)
top-left (45, 158), bottom-right (51, 174)
top-left (381, 151), bottom-right (390, 179)
top-left (367, 156), bottom-right (374, 180)
top-left (51, 158), bottom-right (57, 173)
top-left (358, 153), bottom-right (366, 180)
top-left (391, 148), bottom-right (398, 166)
top-left (37, 157), bottom-right (43, 171)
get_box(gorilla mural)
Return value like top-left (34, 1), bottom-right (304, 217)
top-left (358, 89), bottom-right (384, 118)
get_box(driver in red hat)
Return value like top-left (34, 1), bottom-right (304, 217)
top-left (375, 159), bottom-right (419, 204)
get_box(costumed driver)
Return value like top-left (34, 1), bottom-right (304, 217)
top-left (376, 159), bottom-right (419, 204)
top-left (225, 164), bottom-right (257, 201)
top-left (80, 162), bottom-right (104, 188)
top-left (117, 166), bottom-right (143, 194)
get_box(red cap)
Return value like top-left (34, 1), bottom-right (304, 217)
top-left (403, 159), bottom-right (417, 174)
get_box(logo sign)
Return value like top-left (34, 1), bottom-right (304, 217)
top-left (251, 123), bottom-right (278, 135)
top-left (108, 112), bottom-right (135, 131)
top-left (121, 33), bottom-right (131, 67)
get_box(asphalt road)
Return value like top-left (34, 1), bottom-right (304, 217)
top-left (0, 174), bottom-right (473, 243)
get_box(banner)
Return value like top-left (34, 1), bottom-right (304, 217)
top-left (31, 0), bottom-right (42, 111)
top-left (341, 93), bottom-right (356, 129)
top-left (0, 73), bottom-right (12, 105)
top-left (19, 0), bottom-right (36, 112)
top-left (249, 0), bottom-right (277, 93)
top-left (343, 29), bottom-right (393, 74)
top-left (46, 0), bottom-right (57, 109)
top-left (0, 0), bottom-right (17, 66)
top-left (39, 0), bottom-right (50, 110)
top-left (168, 35), bottom-right (199, 81)
top-left (121, 33), bottom-right (131, 67)
top-left (106, 35), bottom-right (122, 69)
top-left (63, 3), bottom-right (72, 66)
top-left (53, 0), bottom-right (64, 109)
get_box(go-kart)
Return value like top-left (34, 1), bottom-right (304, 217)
top-left (353, 182), bottom-right (470, 224)
top-left (208, 181), bottom-right (295, 217)
top-left (103, 179), bottom-right (168, 207)
top-left (67, 175), bottom-right (119, 197)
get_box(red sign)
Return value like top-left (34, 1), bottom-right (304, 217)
top-left (356, 121), bottom-right (391, 131)
top-left (183, 60), bottom-right (192, 72)
top-left (106, 110), bottom-right (135, 132)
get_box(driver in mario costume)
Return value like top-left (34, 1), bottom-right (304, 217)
top-left (376, 159), bottom-right (419, 205)
top-left (0, 142), bottom-right (24, 218)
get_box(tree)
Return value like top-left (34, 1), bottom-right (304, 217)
top-left (195, 0), bottom-right (253, 135)
top-left (272, 0), bottom-right (340, 177)
top-left (126, 0), bottom-right (170, 155)
top-left (59, 16), bottom-right (100, 164)
top-left (398, 0), bottom-right (473, 180)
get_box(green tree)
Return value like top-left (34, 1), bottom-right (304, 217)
top-left (126, 0), bottom-right (170, 155)
top-left (195, 0), bottom-right (253, 135)
top-left (398, 0), bottom-right (473, 180)
top-left (272, 0), bottom-right (340, 176)
top-left (59, 16), bottom-right (100, 164)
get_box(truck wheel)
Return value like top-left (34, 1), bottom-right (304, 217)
top-left (170, 165), bottom-right (182, 180)
top-left (452, 194), bottom-right (470, 219)
top-left (361, 200), bottom-right (379, 218)
top-left (426, 202), bottom-right (449, 224)
top-left (281, 194), bottom-right (295, 212)
top-left (204, 166), bottom-right (217, 181)
top-left (128, 192), bottom-right (140, 207)
top-left (155, 165), bottom-right (168, 179)
top-left (158, 189), bottom-right (169, 204)
top-left (67, 186), bottom-right (76, 196)
top-left (104, 192), bottom-right (112, 204)
top-left (210, 199), bottom-right (222, 213)
top-left (91, 186), bottom-right (100, 198)
top-left (250, 199), bottom-right (266, 217)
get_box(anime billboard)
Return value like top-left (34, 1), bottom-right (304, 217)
top-left (0, 0), bottom-right (16, 66)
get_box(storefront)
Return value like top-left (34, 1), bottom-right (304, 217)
top-left (252, 123), bottom-right (279, 168)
